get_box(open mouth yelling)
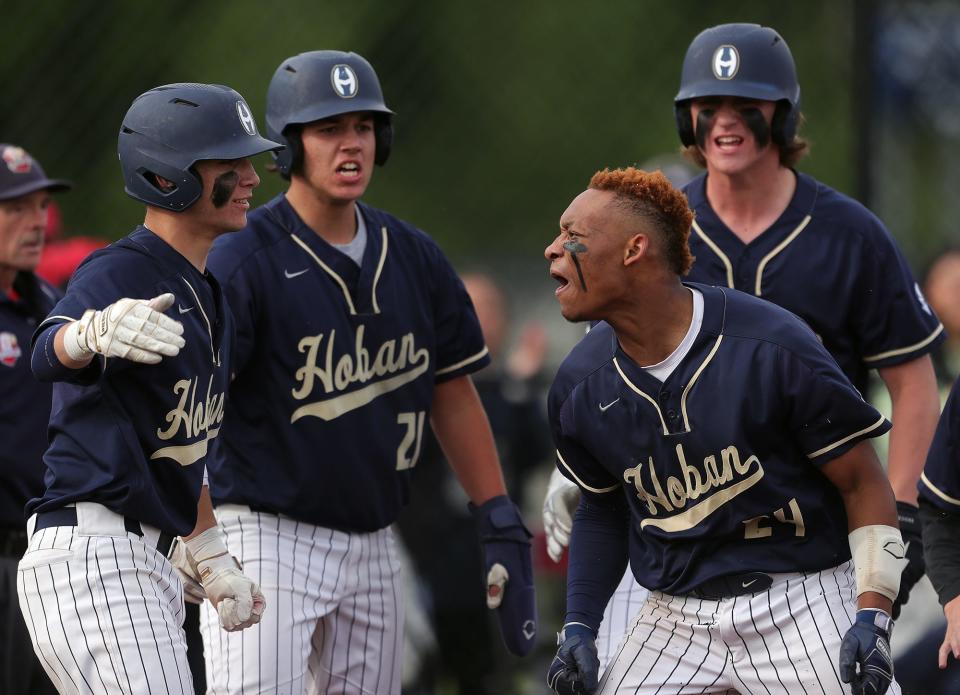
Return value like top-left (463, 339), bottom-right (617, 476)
top-left (337, 161), bottom-right (362, 179)
top-left (551, 269), bottom-right (570, 295)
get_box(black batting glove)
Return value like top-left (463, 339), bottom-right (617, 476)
top-left (839, 609), bottom-right (894, 695)
top-left (547, 623), bottom-right (600, 694)
top-left (892, 501), bottom-right (924, 619)
top-left (470, 495), bottom-right (538, 656)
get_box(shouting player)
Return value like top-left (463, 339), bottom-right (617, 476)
top-left (545, 167), bottom-right (902, 695)
top-left (0, 144), bottom-right (69, 695)
top-left (543, 22), bottom-right (943, 670)
top-left (17, 83), bottom-right (280, 694)
top-left (196, 50), bottom-right (536, 694)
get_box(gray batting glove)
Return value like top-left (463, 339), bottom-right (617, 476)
top-left (62, 293), bottom-right (185, 364)
top-left (168, 537), bottom-right (206, 604)
top-left (543, 468), bottom-right (581, 563)
top-left (185, 528), bottom-right (266, 632)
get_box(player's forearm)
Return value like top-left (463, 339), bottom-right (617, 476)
top-left (430, 375), bottom-right (507, 504)
top-left (880, 357), bottom-right (940, 504)
top-left (31, 322), bottom-right (94, 381)
top-left (187, 485), bottom-right (219, 539)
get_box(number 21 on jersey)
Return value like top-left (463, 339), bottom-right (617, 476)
top-left (396, 410), bottom-right (426, 470)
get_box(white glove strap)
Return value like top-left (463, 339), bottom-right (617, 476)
top-left (849, 524), bottom-right (904, 601)
top-left (184, 527), bottom-right (236, 580)
top-left (62, 310), bottom-right (96, 362)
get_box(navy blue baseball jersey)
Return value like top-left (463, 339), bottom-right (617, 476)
top-left (205, 195), bottom-right (489, 532)
top-left (27, 227), bottom-right (232, 536)
top-left (0, 272), bottom-right (59, 527)
top-left (920, 377), bottom-right (960, 513)
top-left (549, 283), bottom-right (890, 595)
top-left (684, 172), bottom-right (943, 394)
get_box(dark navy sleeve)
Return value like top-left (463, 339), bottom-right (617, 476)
top-left (852, 215), bottom-right (944, 368)
top-left (422, 238), bottom-right (490, 382)
top-left (919, 377), bottom-right (960, 512)
top-left (777, 338), bottom-right (890, 465)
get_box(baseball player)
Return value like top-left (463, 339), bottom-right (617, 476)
top-left (919, 377), bottom-right (960, 672)
top-left (195, 50), bottom-right (536, 694)
top-left (0, 144), bottom-right (69, 695)
top-left (17, 83), bottom-right (280, 695)
top-left (545, 166), bottom-right (903, 694)
top-left (543, 22), bottom-right (943, 670)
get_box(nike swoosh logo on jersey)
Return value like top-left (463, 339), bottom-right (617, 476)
top-left (284, 268), bottom-right (309, 279)
top-left (741, 578), bottom-right (758, 588)
top-left (599, 398), bottom-right (620, 412)
top-left (178, 305), bottom-right (194, 314)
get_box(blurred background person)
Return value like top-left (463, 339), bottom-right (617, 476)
top-left (0, 143), bottom-right (70, 695)
top-left (399, 271), bottom-right (553, 694)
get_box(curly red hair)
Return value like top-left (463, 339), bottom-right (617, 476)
top-left (589, 167), bottom-right (695, 275)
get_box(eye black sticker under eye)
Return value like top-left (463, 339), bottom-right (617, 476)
top-left (740, 108), bottom-right (771, 148)
top-left (695, 110), bottom-right (716, 150)
top-left (563, 240), bottom-right (588, 291)
top-left (211, 171), bottom-right (240, 208)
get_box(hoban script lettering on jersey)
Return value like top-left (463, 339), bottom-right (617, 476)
top-left (622, 443), bottom-right (765, 533)
top-left (150, 375), bottom-right (226, 466)
top-left (290, 325), bottom-right (430, 423)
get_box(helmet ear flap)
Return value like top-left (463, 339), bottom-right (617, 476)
top-left (374, 116), bottom-right (393, 166)
top-left (674, 103), bottom-right (695, 147)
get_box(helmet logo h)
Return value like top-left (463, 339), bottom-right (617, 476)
top-left (331, 65), bottom-right (358, 98)
top-left (712, 45), bottom-right (740, 80)
top-left (236, 101), bottom-right (257, 136)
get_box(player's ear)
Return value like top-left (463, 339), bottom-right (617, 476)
top-left (623, 233), bottom-right (648, 266)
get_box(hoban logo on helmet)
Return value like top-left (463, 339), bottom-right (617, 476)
top-left (236, 100), bottom-right (257, 136)
top-left (712, 45), bottom-right (740, 80)
top-left (331, 64), bottom-right (358, 98)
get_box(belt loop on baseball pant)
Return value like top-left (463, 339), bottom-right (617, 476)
top-left (32, 502), bottom-right (176, 557)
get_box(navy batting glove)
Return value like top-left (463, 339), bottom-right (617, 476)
top-left (892, 501), bottom-right (924, 619)
top-left (839, 609), bottom-right (894, 695)
top-left (547, 623), bottom-right (600, 694)
top-left (469, 495), bottom-right (538, 657)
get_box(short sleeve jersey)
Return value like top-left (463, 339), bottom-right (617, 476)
top-left (205, 195), bottom-right (489, 532)
top-left (27, 227), bottom-right (233, 536)
top-left (684, 172), bottom-right (943, 395)
top-left (920, 376), bottom-right (960, 513)
top-left (0, 272), bottom-right (60, 527)
top-left (548, 283), bottom-right (890, 595)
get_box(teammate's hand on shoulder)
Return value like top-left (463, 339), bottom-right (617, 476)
top-left (184, 527), bottom-right (266, 632)
top-left (62, 292), bottom-right (185, 364)
top-left (892, 501), bottom-right (924, 619)
top-left (169, 537), bottom-right (206, 604)
top-left (470, 494), bottom-right (538, 657)
top-left (839, 608), bottom-right (894, 695)
top-left (543, 468), bottom-right (581, 563)
top-left (547, 623), bottom-right (599, 694)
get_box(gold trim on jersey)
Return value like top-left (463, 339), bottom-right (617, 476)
top-left (805, 415), bottom-right (887, 459)
top-left (862, 324), bottom-right (944, 363)
top-left (370, 226), bottom-right (388, 314)
top-left (291, 363), bottom-right (430, 422)
top-left (556, 450), bottom-right (618, 494)
top-left (920, 472), bottom-right (960, 508)
top-left (435, 346), bottom-right (490, 376)
top-left (290, 234), bottom-right (358, 315)
top-left (692, 221), bottom-right (734, 287)
top-left (39, 314), bottom-right (78, 328)
top-left (679, 334), bottom-right (723, 431)
top-left (754, 215), bottom-right (811, 296)
top-left (613, 357), bottom-right (669, 434)
top-left (180, 276), bottom-right (219, 366)
top-left (150, 429), bottom-right (221, 466)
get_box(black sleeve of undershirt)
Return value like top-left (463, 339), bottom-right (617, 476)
top-left (564, 490), bottom-right (631, 632)
top-left (920, 499), bottom-right (960, 606)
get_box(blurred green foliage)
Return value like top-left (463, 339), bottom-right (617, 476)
top-left (1, 1), bottom-right (861, 264)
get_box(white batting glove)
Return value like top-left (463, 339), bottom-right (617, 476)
top-left (168, 537), bottom-right (206, 604)
top-left (62, 293), bottom-right (185, 364)
top-left (184, 528), bottom-right (266, 632)
top-left (543, 467), bottom-right (581, 563)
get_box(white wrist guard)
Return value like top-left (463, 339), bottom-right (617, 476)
top-left (849, 524), bottom-right (904, 602)
top-left (62, 310), bottom-right (96, 362)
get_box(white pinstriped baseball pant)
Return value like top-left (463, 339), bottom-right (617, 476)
top-left (201, 505), bottom-right (404, 695)
top-left (17, 503), bottom-right (192, 695)
top-left (598, 561), bottom-right (902, 694)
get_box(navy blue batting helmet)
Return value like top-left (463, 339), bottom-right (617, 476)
top-left (266, 50), bottom-right (394, 176)
top-left (674, 24), bottom-right (801, 147)
top-left (118, 83), bottom-right (283, 211)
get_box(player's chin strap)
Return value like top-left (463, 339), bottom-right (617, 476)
top-left (848, 524), bottom-right (904, 602)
